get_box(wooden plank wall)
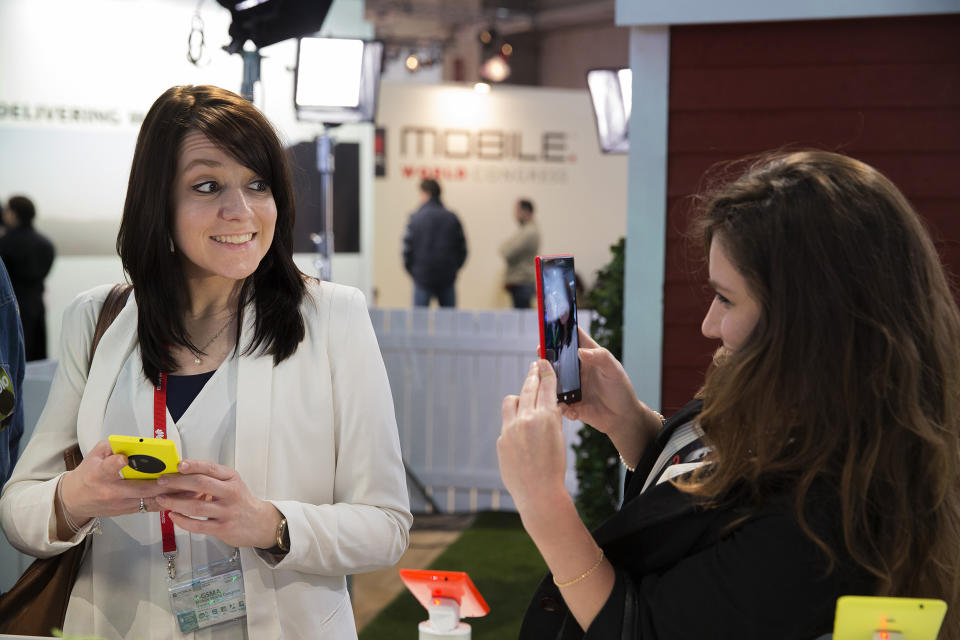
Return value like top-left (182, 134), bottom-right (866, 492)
top-left (662, 14), bottom-right (960, 413)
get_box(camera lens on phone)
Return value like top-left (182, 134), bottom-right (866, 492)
top-left (127, 455), bottom-right (166, 474)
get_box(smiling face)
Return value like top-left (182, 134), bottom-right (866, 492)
top-left (701, 235), bottom-right (762, 353)
top-left (171, 130), bottom-right (277, 286)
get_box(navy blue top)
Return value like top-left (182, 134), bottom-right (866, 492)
top-left (0, 260), bottom-right (25, 486)
top-left (166, 370), bottom-right (215, 423)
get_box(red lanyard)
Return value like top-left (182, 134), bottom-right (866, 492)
top-left (154, 372), bottom-right (177, 577)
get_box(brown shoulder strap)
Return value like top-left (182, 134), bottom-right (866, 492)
top-left (63, 445), bottom-right (83, 472)
top-left (88, 284), bottom-right (132, 367)
top-left (65, 284), bottom-right (132, 471)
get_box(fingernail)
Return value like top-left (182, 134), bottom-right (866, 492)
top-left (179, 461), bottom-right (189, 471)
top-left (157, 477), bottom-right (168, 485)
top-left (156, 495), bottom-right (165, 503)
top-left (539, 361), bottom-right (552, 374)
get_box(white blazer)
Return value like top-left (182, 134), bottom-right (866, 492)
top-left (0, 280), bottom-right (413, 639)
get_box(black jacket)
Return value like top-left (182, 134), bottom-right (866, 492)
top-left (402, 198), bottom-right (467, 290)
top-left (519, 400), bottom-right (874, 639)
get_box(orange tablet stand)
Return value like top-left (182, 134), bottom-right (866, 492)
top-left (399, 569), bottom-right (490, 639)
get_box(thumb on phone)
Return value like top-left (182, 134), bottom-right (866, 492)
top-left (577, 326), bottom-right (601, 349)
top-left (92, 439), bottom-right (128, 474)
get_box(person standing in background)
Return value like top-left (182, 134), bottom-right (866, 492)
top-left (402, 179), bottom-right (467, 308)
top-left (0, 260), bottom-right (25, 487)
top-left (500, 198), bottom-right (540, 309)
top-left (0, 196), bottom-right (55, 361)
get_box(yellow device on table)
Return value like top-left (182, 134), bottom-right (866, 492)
top-left (108, 435), bottom-right (181, 479)
top-left (833, 596), bottom-right (947, 640)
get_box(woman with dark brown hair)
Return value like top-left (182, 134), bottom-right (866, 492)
top-left (498, 150), bottom-right (960, 638)
top-left (0, 85), bottom-right (411, 639)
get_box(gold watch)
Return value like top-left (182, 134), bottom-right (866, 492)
top-left (264, 516), bottom-right (289, 555)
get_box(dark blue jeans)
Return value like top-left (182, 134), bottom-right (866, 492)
top-left (414, 283), bottom-right (456, 308)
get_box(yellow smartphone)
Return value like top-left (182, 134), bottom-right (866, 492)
top-left (833, 596), bottom-right (947, 640)
top-left (108, 435), bottom-right (181, 479)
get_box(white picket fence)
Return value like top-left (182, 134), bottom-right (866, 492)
top-left (370, 307), bottom-right (589, 514)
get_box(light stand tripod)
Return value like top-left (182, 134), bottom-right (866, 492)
top-left (310, 133), bottom-right (335, 281)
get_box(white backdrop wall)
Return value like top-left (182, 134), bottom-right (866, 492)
top-left (373, 81), bottom-right (628, 310)
top-left (0, 0), bottom-right (374, 357)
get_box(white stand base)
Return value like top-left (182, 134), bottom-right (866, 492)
top-left (418, 621), bottom-right (471, 639)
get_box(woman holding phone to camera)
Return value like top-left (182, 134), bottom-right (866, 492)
top-left (0, 85), bottom-right (411, 639)
top-left (498, 151), bottom-right (960, 638)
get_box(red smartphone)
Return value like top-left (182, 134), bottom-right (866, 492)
top-left (535, 254), bottom-right (582, 404)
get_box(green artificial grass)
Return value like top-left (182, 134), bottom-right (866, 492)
top-left (359, 511), bottom-right (548, 640)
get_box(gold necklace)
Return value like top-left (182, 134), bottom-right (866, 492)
top-left (190, 315), bottom-right (235, 365)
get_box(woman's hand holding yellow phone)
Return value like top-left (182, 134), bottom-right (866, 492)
top-left (54, 439), bottom-right (182, 538)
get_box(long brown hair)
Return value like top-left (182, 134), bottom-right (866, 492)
top-left (117, 85), bottom-right (306, 385)
top-left (687, 150), bottom-right (960, 633)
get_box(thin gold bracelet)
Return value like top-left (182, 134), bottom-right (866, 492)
top-left (552, 548), bottom-right (605, 588)
top-left (56, 475), bottom-right (101, 536)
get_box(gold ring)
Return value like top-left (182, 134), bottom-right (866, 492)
top-left (139, 498), bottom-right (147, 513)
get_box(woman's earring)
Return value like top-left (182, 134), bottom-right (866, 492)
top-left (168, 236), bottom-right (175, 253)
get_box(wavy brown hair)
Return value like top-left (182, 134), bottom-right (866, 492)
top-left (685, 150), bottom-right (960, 635)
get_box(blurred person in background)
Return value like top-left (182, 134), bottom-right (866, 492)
top-left (402, 178), bottom-right (467, 308)
top-left (0, 85), bottom-right (411, 639)
top-left (500, 198), bottom-right (540, 309)
top-left (0, 196), bottom-right (55, 361)
top-left (498, 150), bottom-right (960, 639)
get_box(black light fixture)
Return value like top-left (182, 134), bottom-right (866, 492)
top-left (215, 0), bottom-right (334, 54)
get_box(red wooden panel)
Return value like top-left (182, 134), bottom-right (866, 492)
top-left (665, 195), bottom-right (701, 240)
top-left (671, 15), bottom-right (960, 68)
top-left (913, 198), bottom-right (960, 235)
top-left (667, 153), bottom-right (750, 197)
top-left (662, 366), bottom-right (711, 414)
top-left (664, 237), bottom-right (707, 285)
top-left (669, 109), bottom-right (960, 154)
top-left (907, 198), bottom-right (960, 293)
top-left (671, 63), bottom-right (960, 111)
top-left (667, 152), bottom-right (960, 199)
top-left (661, 14), bottom-right (960, 411)
top-left (935, 242), bottom-right (960, 287)
top-left (664, 281), bottom-right (713, 320)
top-left (663, 324), bottom-right (717, 362)
top-left (850, 152), bottom-right (960, 199)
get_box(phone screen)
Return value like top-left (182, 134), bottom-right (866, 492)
top-left (536, 255), bottom-right (582, 403)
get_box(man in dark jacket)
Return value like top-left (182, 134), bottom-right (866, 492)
top-left (402, 179), bottom-right (467, 307)
top-left (0, 195), bottom-right (55, 361)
